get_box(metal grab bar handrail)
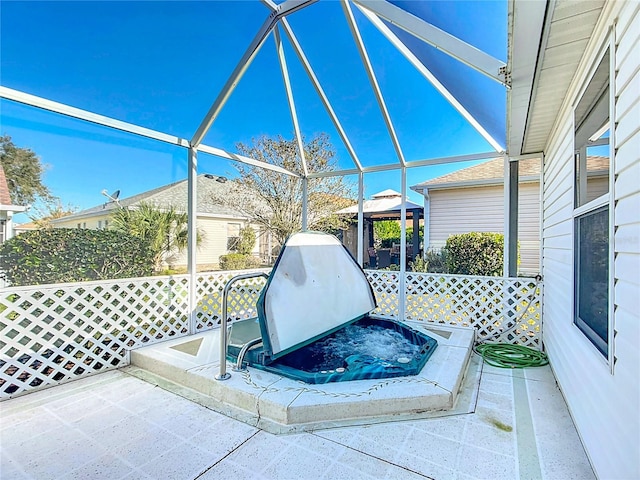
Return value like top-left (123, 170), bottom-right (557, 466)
top-left (233, 337), bottom-right (263, 372)
top-left (215, 272), bottom-right (269, 381)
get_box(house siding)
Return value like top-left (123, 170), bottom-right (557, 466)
top-left (541, 2), bottom-right (640, 479)
top-left (54, 213), bottom-right (112, 230)
top-left (167, 219), bottom-right (261, 268)
top-left (428, 182), bottom-right (541, 273)
top-left (54, 214), bottom-right (259, 269)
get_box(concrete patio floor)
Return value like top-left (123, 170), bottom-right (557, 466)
top-left (0, 355), bottom-right (595, 480)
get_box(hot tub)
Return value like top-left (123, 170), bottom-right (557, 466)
top-left (226, 231), bottom-right (437, 384)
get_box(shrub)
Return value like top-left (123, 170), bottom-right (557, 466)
top-left (374, 220), bottom-right (400, 248)
top-left (406, 227), bottom-right (424, 244)
top-left (236, 227), bottom-right (256, 255)
top-left (409, 249), bottom-right (448, 273)
top-left (0, 228), bottom-right (154, 286)
top-left (425, 249), bottom-right (448, 273)
top-left (409, 255), bottom-right (428, 272)
top-left (444, 232), bottom-right (504, 276)
top-left (219, 253), bottom-right (261, 270)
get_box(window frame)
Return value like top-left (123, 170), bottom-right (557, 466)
top-left (572, 37), bottom-right (616, 369)
top-left (227, 222), bottom-right (241, 252)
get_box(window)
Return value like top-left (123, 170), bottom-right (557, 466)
top-left (574, 207), bottom-right (609, 356)
top-left (573, 48), bottom-right (612, 359)
top-left (227, 223), bottom-right (241, 251)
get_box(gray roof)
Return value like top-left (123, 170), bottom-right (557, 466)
top-left (336, 190), bottom-right (422, 217)
top-left (53, 175), bottom-right (247, 223)
top-left (411, 156), bottom-right (609, 192)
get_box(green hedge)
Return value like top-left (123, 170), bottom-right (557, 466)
top-left (0, 228), bottom-right (154, 286)
top-left (444, 232), bottom-right (504, 276)
top-left (219, 253), bottom-right (261, 270)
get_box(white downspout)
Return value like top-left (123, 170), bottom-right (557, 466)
top-left (422, 187), bottom-right (430, 260)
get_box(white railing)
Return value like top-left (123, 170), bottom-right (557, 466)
top-left (366, 271), bottom-right (541, 348)
top-left (0, 275), bottom-right (190, 399)
top-left (1, 269), bottom-right (541, 399)
top-left (193, 268), bottom-right (270, 331)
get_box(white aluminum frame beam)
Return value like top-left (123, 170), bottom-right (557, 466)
top-left (278, 17), bottom-right (364, 171)
top-left (357, 172), bottom-right (364, 265)
top-left (191, 0), bottom-right (317, 148)
top-left (0, 86), bottom-right (190, 147)
top-left (197, 144), bottom-right (300, 177)
top-left (187, 147), bottom-right (198, 333)
top-left (399, 166), bottom-right (407, 320)
top-left (342, 0), bottom-right (407, 168)
top-left (358, 7), bottom-right (504, 153)
top-left (307, 150), bottom-right (498, 178)
top-left (274, 25), bottom-right (308, 177)
top-left (0, 86), bottom-right (298, 178)
top-left (353, 0), bottom-right (507, 86)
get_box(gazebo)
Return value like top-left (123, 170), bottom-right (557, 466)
top-left (337, 189), bottom-right (423, 265)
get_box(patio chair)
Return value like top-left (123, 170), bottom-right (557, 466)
top-left (377, 249), bottom-right (391, 269)
top-left (367, 247), bottom-right (378, 268)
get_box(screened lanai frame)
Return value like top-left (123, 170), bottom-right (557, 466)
top-left (0, 0), bottom-right (530, 322)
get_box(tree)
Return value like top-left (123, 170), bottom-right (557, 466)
top-left (236, 226), bottom-right (256, 255)
top-left (109, 202), bottom-right (200, 272)
top-left (0, 135), bottom-right (53, 206)
top-left (374, 220), bottom-right (401, 247)
top-left (211, 134), bottom-right (355, 245)
top-left (29, 199), bottom-right (78, 228)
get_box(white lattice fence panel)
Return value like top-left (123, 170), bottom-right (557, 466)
top-left (365, 270), bottom-right (399, 318)
top-left (194, 269), bottom-right (270, 331)
top-left (0, 276), bottom-right (190, 398)
top-left (404, 273), bottom-right (541, 348)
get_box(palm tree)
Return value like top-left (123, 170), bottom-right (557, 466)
top-left (110, 202), bottom-right (198, 272)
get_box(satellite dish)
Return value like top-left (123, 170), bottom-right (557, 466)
top-left (101, 189), bottom-right (121, 204)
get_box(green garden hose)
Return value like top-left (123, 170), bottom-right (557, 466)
top-left (475, 343), bottom-right (549, 368)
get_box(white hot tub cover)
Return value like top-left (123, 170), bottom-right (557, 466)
top-left (256, 231), bottom-right (376, 361)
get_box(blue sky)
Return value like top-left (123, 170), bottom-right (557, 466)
top-left (0, 1), bottom-right (506, 221)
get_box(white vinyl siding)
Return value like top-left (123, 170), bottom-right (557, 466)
top-left (517, 183), bottom-right (541, 274)
top-left (167, 219), bottom-right (263, 268)
top-left (167, 218), bottom-right (239, 268)
top-left (541, 3), bottom-right (640, 478)
top-left (429, 186), bottom-right (504, 247)
top-left (55, 214), bottom-right (112, 230)
top-left (428, 182), bottom-right (540, 274)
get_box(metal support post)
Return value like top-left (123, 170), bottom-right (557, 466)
top-left (357, 172), bottom-right (364, 266)
top-left (187, 147), bottom-right (198, 334)
top-left (399, 167), bottom-right (407, 320)
top-left (302, 176), bottom-right (308, 231)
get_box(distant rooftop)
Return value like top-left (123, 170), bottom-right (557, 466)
top-left (52, 175), bottom-right (247, 223)
top-left (0, 165), bottom-right (14, 206)
top-left (412, 156), bottom-right (609, 191)
top-left (337, 189), bottom-right (422, 217)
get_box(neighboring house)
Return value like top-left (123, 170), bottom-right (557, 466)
top-left (411, 157), bottom-right (608, 275)
top-left (0, 164), bottom-right (27, 242)
top-left (51, 175), bottom-right (270, 269)
top-left (508, 1), bottom-right (639, 478)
